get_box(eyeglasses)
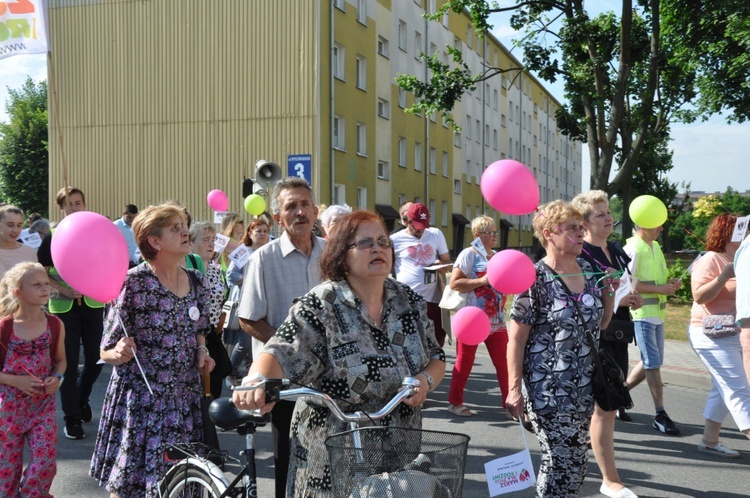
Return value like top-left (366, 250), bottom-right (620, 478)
top-left (480, 230), bottom-right (499, 236)
top-left (252, 229), bottom-right (269, 234)
top-left (348, 237), bottom-right (393, 251)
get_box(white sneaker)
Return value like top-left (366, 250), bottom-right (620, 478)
top-left (697, 441), bottom-right (740, 458)
top-left (600, 483), bottom-right (638, 498)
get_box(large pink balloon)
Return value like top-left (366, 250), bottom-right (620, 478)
top-left (487, 249), bottom-right (536, 295)
top-left (51, 212), bottom-right (129, 303)
top-left (206, 189), bottom-right (229, 212)
top-left (480, 160), bottom-right (539, 215)
top-left (452, 306), bottom-right (491, 346)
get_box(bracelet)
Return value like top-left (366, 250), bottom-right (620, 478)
top-left (197, 345), bottom-right (210, 356)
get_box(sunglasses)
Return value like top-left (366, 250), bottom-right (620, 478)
top-left (348, 237), bottom-right (393, 251)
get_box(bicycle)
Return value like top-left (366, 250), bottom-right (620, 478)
top-left (158, 377), bottom-right (469, 497)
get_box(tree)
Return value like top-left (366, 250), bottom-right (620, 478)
top-left (0, 77), bottom-right (49, 217)
top-left (397, 1), bottom-right (749, 195)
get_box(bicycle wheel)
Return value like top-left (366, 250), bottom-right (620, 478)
top-left (164, 463), bottom-right (222, 498)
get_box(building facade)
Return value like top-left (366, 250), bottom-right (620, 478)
top-left (46, 0), bottom-right (582, 253)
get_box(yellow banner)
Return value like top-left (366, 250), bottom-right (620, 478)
top-left (0, 0), bottom-right (48, 60)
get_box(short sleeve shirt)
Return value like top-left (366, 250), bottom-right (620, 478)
top-left (237, 231), bottom-right (326, 356)
top-left (735, 235), bottom-right (750, 324)
top-left (510, 260), bottom-right (603, 416)
top-left (453, 245), bottom-right (506, 331)
top-left (390, 227), bottom-right (449, 303)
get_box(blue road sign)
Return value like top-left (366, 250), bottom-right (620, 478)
top-left (288, 154), bottom-right (312, 185)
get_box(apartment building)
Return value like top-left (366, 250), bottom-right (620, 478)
top-left (46, 0), bottom-right (581, 252)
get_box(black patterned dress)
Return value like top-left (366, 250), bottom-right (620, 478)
top-left (90, 264), bottom-right (210, 498)
top-left (262, 278), bottom-right (445, 498)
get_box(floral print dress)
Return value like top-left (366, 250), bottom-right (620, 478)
top-left (89, 264), bottom-right (210, 498)
top-left (263, 278), bottom-right (446, 498)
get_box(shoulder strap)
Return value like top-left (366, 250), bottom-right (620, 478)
top-left (0, 316), bottom-right (13, 369)
top-left (609, 241), bottom-right (632, 275)
top-left (185, 267), bottom-right (201, 294)
top-left (46, 313), bottom-right (62, 365)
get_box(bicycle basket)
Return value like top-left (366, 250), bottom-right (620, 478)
top-left (325, 427), bottom-right (470, 498)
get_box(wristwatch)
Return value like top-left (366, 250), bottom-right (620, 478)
top-left (419, 371), bottom-right (434, 392)
top-left (53, 372), bottom-right (64, 385)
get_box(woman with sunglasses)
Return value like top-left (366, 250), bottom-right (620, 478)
top-left (446, 215), bottom-right (509, 418)
top-left (233, 210), bottom-right (445, 497)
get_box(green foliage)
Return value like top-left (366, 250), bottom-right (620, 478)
top-left (667, 258), bottom-right (693, 304)
top-left (0, 77), bottom-right (49, 216)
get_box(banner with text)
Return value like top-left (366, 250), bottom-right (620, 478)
top-left (1, 0), bottom-right (48, 60)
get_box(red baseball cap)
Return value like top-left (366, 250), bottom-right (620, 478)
top-left (407, 203), bottom-right (430, 230)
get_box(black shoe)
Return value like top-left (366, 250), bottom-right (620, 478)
top-left (80, 401), bottom-right (93, 423)
top-left (64, 419), bottom-right (85, 440)
top-left (616, 407), bottom-right (632, 422)
top-left (652, 411), bottom-right (680, 435)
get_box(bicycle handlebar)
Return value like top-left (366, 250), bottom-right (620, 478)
top-left (233, 377), bottom-right (421, 424)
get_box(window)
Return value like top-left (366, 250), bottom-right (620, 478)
top-left (414, 31), bottom-right (422, 60)
top-left (466, 24), bottom-right (473, 50)
top-left (486, 84), bottom-right (490, 106)
top-left (334, 0), bottom-right (344, 11)
top-left (493, 129), bottom-right (498, 150)
top-left (398, 137), bottom-right (407, 167)
top-left (356, 56), bottom-right (366, 90)
top-left (442, 10), bottom-right (449, 27)
top-left (357, 0), bottom-right (366, 24)
top-left (357, 187), bottom-right (367, 208)
top-left (414, 142), bottom-right (422, 171)
top-left (493, 89), bottom-right (498, 110)
top-left (453, 37), bottom-right (461, 54)
top-left (333, 116), bottom-right (345, 150)
top-left (377, 98), bottom-right (390, 119)
top-left (377, 160), bottom-right (390, 180)
top-left (333, 44), bottom-right (345, 80)
top-left (398, 88), bottom-right (407, 108)
top-left (429, 0), bottom-right (436, 14)
top-left (398, 20), bottom-right (407, 51)
top-left (377, 36), bottom-right (389, 58)
top-left (441, 201), bottom-right (448, 227)
top-left (475, 120), bottom-right (480, 143)
top-left (442, 151), bottom-right (449, 177)
top-left (453, 132), bottom-right (461, 148)
top-left (333, 184), bottom-right (346, 205)
top-left (485, 124), bottom-right (490, 146)
top-left (509, 101), bottom-right (513, 121)
top-left (429, 147), bottom-right (437, 174)
top-left (454, 179), bottom-right (462, 194)
top-left (465, 205), bottom-right (471, 220)
top-left (356, 123), bottom-right (367, 155)
top-left (501, 114), bottom-right (506, 127)
top-left (429, 42), bottom-right (437, 57)
top-left (429, 200), bottom-right (436, 223)
top-left (466, 115), bottom-right (471, 138)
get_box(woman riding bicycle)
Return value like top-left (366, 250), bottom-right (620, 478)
top-left (233, 210), bottom-right (446, 497)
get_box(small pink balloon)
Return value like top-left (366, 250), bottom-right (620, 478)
top-left (487, 249), bottom-right (536, 295)
top-left (480, 160), bottom-right (539, 215)
top-left (51, 212), bottom-right (129, 303)
top-left (206, 189), bottom-right (229, 212)
top-left (451, 306), bottom-right (491, 346)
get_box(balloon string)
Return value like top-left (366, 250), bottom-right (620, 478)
top-left (116, 314), bottom-right (154, 395)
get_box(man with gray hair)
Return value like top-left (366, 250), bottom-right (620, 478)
top-left (237, 176), bottom-right (326, 498)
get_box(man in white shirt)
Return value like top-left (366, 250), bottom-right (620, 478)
top-left (113, 204), bottom-right (139, 266)
top-left (390, 202), bottom-right (451, 345)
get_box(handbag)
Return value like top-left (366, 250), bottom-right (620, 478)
top-left (702, 313), bottom-right (740, 339)
top-left (586, 331), bottom-right (634, 412)
top-left (439, 284), bottom-right (467, 311)
top-left (221, 285), bottom-right (241, 331)
top-left (601, 319), bottom-right (635, 344)
top-left (484, 420), bottom-right (537, 495)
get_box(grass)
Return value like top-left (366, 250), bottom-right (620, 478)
top-left (664, 301), bottom-right (692, 341)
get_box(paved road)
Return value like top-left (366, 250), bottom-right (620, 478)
top-left (49, 339), bottom-right (748, 497)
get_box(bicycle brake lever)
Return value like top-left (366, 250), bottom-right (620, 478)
top-left (264, 378), bottom-right (289, 403)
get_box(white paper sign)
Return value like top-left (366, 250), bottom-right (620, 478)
top-left (613, 272), bottom-right (632, 310)
top-left (214, 233), bottom-right (230, 255)
top-left (21, 232), bottom-right (43, 249)
top-left (731, 215), bottom-right (749, 242)
top-left (485, 449), bottom-right (536, 496)
top-left (213, 211), bottom-right (229, 224)
top-left (228, 243), bottom-right (251, 270)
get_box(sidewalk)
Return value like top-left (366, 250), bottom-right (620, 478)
top-left (629, 339), bottom-right (712, 391)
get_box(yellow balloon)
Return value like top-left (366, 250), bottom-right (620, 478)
top-left (629, 195), bottom-right (667, 229)
top-left (244, 194), bottom-right (266, 216)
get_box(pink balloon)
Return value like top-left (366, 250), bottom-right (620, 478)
top-left (451, 306), bottom-right (491, 346)
top-left (487, 249), bottom-right (536, 295)
top-left (206, 189), bottom-right (229, 212)
top-left (480, 160), bottom-right (539, 215)
top-left (51, 212), bottom-right (129, 303)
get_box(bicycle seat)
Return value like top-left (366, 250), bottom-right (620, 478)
top-left (209, 397), bottom-right (272, 430)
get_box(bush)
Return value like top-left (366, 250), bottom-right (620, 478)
top-left (667, 258), bottom-right (693, 304)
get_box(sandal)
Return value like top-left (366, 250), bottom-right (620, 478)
top-left (448, 404), bottom-right (473, 417)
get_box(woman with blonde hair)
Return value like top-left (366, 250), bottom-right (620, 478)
top-left (447, 215), bottom-right (509, 417)
top-left (507, 200), bottom-right (616, 496)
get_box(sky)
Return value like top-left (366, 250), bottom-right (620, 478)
top-left (1, 3), bottom-right (749, 195)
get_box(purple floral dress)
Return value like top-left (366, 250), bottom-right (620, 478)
top-left (90, 264), bottom-right (210, 498)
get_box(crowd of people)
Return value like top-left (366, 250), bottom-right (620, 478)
top-left (1, 182), bottom-right (749, 498)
